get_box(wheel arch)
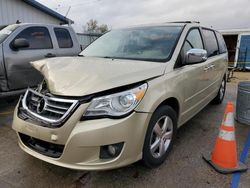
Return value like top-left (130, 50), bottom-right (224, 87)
top-left (156, 97), bottom-right (180, 119)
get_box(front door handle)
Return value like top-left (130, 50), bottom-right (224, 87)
top-left (203, 66), bottom-right (209, 72)
top-left (204, 64), bottom-right (215, 72)
top-left (45, 53), bottom-right (56, 58)
top-left (210, 64), bottom-right (215, 69)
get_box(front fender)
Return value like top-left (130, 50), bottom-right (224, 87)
top-left (135, 74), bottom-right (183, 116)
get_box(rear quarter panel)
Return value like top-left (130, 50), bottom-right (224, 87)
top-left (215, 53), bottom-right (228, 88)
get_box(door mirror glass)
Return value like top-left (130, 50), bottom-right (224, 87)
top-left (12, 38), bottom-right (29, 49)
top-left (185, 49), bottom-right (207, 64)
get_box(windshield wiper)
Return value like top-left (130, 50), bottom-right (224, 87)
top-left (78, 54), bottom-right (84, 57)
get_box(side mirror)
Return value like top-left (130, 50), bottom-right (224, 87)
top-left (11, 38), bottom-right (29, 50)
top-left (185, 49), bottom-right (207, 64)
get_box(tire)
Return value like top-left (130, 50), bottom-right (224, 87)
top-left (142, 105), bottom-right (177, 168)
top-left (212, 75), bottom-right (226, 104)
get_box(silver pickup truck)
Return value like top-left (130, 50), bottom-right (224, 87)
top-left (0, 23), bottom-right (81, 98)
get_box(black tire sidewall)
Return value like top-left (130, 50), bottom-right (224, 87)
top-left (142, 105), bottom-right (177, 168)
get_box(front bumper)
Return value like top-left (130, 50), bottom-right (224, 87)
top-left (12, 102), bottom-right (151, 170)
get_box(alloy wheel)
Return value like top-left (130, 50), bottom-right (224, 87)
top-left (149, 115), bottom-right (173, 158)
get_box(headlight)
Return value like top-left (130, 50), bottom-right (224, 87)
top-left (84, 83), bottom-right (147, 118)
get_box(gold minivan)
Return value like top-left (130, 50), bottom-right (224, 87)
top-left (12, 22), bottom-right (228, 170)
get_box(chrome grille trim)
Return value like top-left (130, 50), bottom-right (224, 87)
top-left (22, 88), bottom-right (78, 124)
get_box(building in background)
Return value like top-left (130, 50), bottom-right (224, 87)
top-left (220, 28), bottom-right (250, 70)
top-left (0, 0), bottom-right (73, 27)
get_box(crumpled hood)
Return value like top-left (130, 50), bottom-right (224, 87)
top-left (30, 56), bottom-right (166, 96)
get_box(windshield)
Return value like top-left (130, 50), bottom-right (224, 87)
top-left (81, 26), bottom-right (183, 62)
top-left (0, 24), bottom-right (19, 43)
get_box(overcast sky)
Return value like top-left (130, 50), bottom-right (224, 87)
top-left (37, 0), bottom-right (250, 32)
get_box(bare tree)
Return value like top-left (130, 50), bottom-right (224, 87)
top-left (84, 19), bottom-right (109, 33)
top-left (86, 19), bottom-right (98, 32)
top-left (98, 24), bottom-right (108, 33)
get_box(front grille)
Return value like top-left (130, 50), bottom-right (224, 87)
top-left (21, 89), bottom-right (78, 125)
top-left (19, 133), bottom-right (64, 158)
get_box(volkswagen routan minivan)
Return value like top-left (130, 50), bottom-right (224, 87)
top-left (12, 21), bottom-right (228, 170)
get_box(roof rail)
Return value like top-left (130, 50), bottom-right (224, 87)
top-left (167, 21), bottom-right (200, 24)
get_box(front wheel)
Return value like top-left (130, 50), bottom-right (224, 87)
top-left (212, 75), bottom-right (226, 104)
top-left (142, 105), bottom-right (177, 168)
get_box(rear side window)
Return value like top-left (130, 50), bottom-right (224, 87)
top-left (54, 28), bottom-right (73, 48)
top-left (202, 29), bottom-right (219, 57)
top-left (15, 27), bottom-right (52, 49)
top-left (215, 31), bottom-right (227, 54)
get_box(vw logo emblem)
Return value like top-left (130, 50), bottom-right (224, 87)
top-left (37, 98), bottom-right (46, 114)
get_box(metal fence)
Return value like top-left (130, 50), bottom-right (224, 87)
top-left (76, 32), bottom-right (102, 49)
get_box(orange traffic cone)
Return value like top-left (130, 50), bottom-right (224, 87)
top-left (203, 102), bottom-right (248, 174)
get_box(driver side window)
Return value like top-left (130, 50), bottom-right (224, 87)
top-left (14, 27), bottom-right (53, 50)
top-left (178, 29), bottom-right (204, 66)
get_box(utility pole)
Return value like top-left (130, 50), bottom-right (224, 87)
top-left (65, 6), bottom-right (72, 27)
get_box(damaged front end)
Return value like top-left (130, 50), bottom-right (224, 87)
top-left (17, 81), bottom-right (79, 128)
top-left (12, 57), bottom-right (159, 170)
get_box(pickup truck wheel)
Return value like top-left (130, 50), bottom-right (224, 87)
top-left (212, 75), bottom-right (226, 104)
top-left (142, 105), bottom-right (177, 168)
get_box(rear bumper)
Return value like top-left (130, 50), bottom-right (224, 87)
top-left (12, 102), bottom-right (151, 170)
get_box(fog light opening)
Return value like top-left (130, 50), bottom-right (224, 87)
top-left (100, 142), bottom-right (124, 159)
top-left (108, 145), bottom-right (116, 156)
